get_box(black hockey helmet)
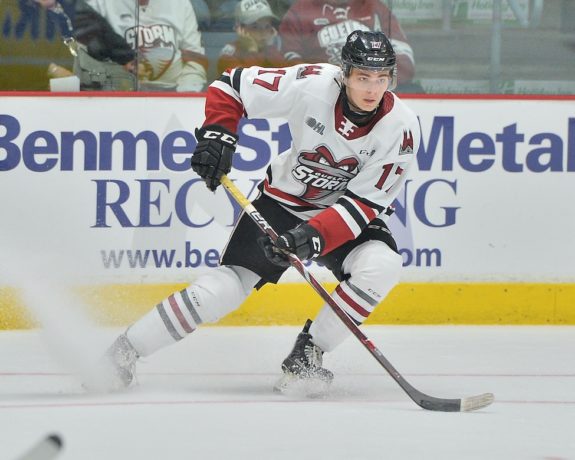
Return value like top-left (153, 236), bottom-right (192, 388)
top-left (341, 30), bottom-right (397, 89)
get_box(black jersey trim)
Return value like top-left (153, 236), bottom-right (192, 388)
top-left (337, 196), bottom-right (369, 229)
top-left (344, 189), bottom-right (385, 214)
top-left (232, 68), bottom-right (243, 92)
top-left (218, 74), bottom-right (231, 85)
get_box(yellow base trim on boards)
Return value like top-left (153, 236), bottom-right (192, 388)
top-left (1, 282), bottom-right (574, 330)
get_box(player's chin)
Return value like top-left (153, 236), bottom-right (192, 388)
top-left (359, 100), bottom-right (379, 111)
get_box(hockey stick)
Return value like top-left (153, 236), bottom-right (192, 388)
top-left (220, 175), bottom-right (494, 412)
top-left (16, 433), bottom-right (63, 460)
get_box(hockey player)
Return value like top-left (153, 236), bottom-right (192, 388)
top-left (101, 29), bottom-right (420, 394)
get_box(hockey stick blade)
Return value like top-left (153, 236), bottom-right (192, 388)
top-left (220, 175), bottom-right (494, 412)
top-left (460, 392), bottom-right (495, 412)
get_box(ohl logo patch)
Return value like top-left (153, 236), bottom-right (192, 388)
top-left (292, 145), bottom-right (359, 201)
top-left (399, 130), bottom-right (414, 156)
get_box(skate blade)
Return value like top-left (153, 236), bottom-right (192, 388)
top-left (273, 373), bottom-right (331, 399)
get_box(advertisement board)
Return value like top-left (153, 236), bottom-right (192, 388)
top-left (1, 94), bottom-right (574, 325)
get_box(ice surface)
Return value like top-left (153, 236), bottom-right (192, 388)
top-left (0, 326), bottom-right (573, 459)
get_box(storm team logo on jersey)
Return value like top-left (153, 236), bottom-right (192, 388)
top-left (292, 145), bottom-right (359, 201)
top-left (125, 25), bottom-right (177, 81)
top-left (398, 130), bottom-right (414, 155)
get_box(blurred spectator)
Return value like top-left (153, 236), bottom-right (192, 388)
top-left (217, 0), bottom-right (289, 74)
top-left (0, 0), bottom-right (77, 90)
top-left (78, 0), bottom-right (208, 91)
top-left (267, 0), bottom-right (294, 18)
top-left (190, 0), bottom-right (212, 31)
top-left (36, 0), bottom-right (208, 91)
top-left (278, 0), bottom-right (418, 91)
top-left (204, 0), bottom-right (238, 31)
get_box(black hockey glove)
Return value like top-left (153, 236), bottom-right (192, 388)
top-left (191, 124), bottom-right (238, 191)
top-left (258, 223), bottom-right (324, 268)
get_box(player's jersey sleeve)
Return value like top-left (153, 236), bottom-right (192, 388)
top-left (307, 109), bottom-right (420, 254)
top-left (203, 64), bottom-right (328, 132)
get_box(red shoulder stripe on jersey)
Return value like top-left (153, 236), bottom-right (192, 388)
top-left (308, 207), bottom-right (355, 254)
top-left (204, 84), bottom-right (244, 132)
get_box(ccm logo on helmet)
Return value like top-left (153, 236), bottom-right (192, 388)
top-left (366, 57), bottom-right (386, 61)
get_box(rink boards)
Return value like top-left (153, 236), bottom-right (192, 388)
top-left (1, 93), bottom-right (574, 328)
top-left (2, 282), bottom-right (575, 328)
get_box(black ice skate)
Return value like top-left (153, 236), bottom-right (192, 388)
top-left (274, 319), bottom-right (334, 397)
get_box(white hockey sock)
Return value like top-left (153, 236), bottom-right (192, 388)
top-left (127, 265), bottom-right (259, 357)
top-left (310, 241), bottom-right (402, 353)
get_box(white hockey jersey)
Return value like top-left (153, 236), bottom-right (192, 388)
top-left (204, 64), bottom-right (420, 254)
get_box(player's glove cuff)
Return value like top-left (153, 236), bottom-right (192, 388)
top-left (191, 124), bottom-right (238, 191)
top-left (276, 223), bottom-right (324, 260)
top-left (195, 124), bottom-right (238, 148)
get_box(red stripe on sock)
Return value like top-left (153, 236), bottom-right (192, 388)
top-left (335, 285), bottom-right (370, 318)
top-left (168, 295), bottom-right (195, 334)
